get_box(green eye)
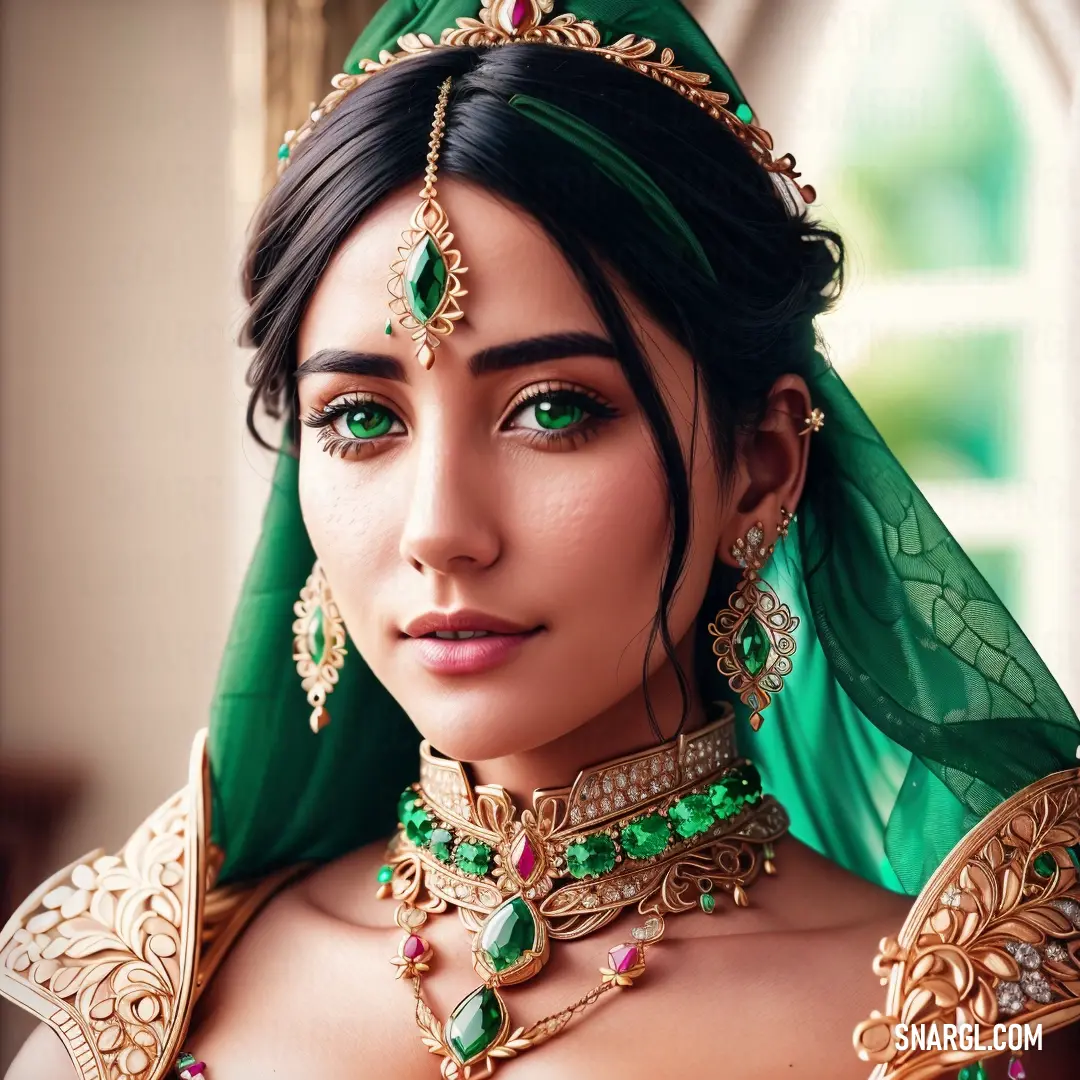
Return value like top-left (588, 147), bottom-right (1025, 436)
top-left (532, 400), bottom-right (584, 430)
top-left (344, 405), bottom-right (392, 439)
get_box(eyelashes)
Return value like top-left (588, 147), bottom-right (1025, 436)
top-left (300, 382), bottom-right (619, 461)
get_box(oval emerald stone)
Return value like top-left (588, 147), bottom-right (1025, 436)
top-left (376, 863), bottom-right (393, 884)
top-left (565, 834), bottom-right (616, 879)
top-left (404, 235), bottom-right (448, 324)
top-left (620, 813), bottom-right (670, 859)
top-left (308, 605), bottom-right (326, 666)
top-left (1034, 852), bottom-right (1057, 877)
top-left (405, 808), bottom-right (434, 847)
top-left (479, 896), bottom-right (536, 972)
top-left (446, 985), bottom-right (504, 1064)
top-left (455, 839), bottom-right (493, 877)
top-left (429, 827), bottom-right (454, 863)
top-left (668, 794), bottom-right (715, 838)
top-left (397, 787), bottom-right (420, 826)
top-left (699, 892), bottom-right (716, 913)
top-left (736, 617), bottom-right (770, 677)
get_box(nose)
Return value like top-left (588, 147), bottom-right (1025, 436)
top-left (398, 422), bottom-right (502, 575)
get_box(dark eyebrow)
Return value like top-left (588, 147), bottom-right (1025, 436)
top-left (295, 331), bottom-right (617, 381)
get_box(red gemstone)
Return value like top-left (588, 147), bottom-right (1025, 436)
top-left (510, 0), bottom-right (529, 29)
top-left (403, 934), bottom-right (426, 960)
top-left (608, 943), bottom-right (639, 973)
top-left (512, 833), bottom-right (536, 879)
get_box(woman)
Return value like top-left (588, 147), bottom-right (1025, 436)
top-left (5, 1), bottom-right (1080, 1077)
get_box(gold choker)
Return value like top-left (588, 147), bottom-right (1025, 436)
top-left (373, 704), bottom-right (788, 1078)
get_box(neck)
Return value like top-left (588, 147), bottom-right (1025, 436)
top-left (466, 631), bottom-right (708, 808)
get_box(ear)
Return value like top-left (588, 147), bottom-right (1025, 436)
top-left (720, 374), bottom-right (812, 565)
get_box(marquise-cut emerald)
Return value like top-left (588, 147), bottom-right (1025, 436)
top-left (565, 834), bottom-right (616, 879)
top-left (455, 839), bottom-right (493, 877)
top-left (668, 794), bottom-right (714, 838)
top-left (447, 985), bottom-right (504, 1063)
top-left (479, 896), bottom-right (536, 972)
top-left (620, 813), bottom-right (670, 859)
top-left (736, 617), bottom-right (770, 677)
top-left (1034, 852), bottom-right (1057, 877)
top-left (404, 235), bottom-right (448, 324)
top-left (308, 605), bottom-right (326, 665)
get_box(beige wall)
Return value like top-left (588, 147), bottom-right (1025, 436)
top-left (0, 0), bottom-right (268, 1064)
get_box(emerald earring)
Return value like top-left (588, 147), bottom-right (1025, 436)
top-left (707, 520), bottom-right (799, 731)
top-left (292, 560), bottom-right (347, 733)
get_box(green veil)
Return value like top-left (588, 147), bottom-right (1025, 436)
top-left (207, 0), bottom-right (1080, 897)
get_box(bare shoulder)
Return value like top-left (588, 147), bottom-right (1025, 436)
top-left (4, 1023), bottom-right (79, 1080)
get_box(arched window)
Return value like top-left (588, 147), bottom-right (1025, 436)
top-left (698, 0), bottom-right (1080, 701)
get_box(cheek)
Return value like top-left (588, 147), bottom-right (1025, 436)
top-left (297, 445), bottom-right (401, 616)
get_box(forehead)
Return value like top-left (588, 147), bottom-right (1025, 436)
top-left (298, 178), bottom-right (606, 361)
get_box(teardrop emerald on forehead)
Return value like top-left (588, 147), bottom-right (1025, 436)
top-left (404, 235), bottom-right (448, 324)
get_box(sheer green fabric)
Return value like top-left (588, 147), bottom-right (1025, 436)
top-left (209, 0), bottom-right (1079, 895)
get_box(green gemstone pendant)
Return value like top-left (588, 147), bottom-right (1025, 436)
top-left (476, 895), bottom-right (546, 981)
top-left (736, 616), bottom-right (771, 677)
top-left (404, 234), bottom-right (449, 324)
top-left (445, 985), bottom-right (507, 1065)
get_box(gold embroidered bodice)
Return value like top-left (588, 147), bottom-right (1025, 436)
top-left (3, 731), bottom-right (1079, 1079)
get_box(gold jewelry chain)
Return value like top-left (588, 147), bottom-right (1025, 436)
top-left (376, 706), bottom-right (788, 1077)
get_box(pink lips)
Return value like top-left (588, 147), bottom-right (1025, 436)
top-left (407, 629), bottom-right (541, 674)
top-left (401, 609), bottom-right (543, 675)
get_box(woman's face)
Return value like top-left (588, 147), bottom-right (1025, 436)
top-left (295, 179), bottom-right (728, 762)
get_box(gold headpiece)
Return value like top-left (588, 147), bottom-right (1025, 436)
top-left (275, 0), bottom-right (815, 370)
top-left (276, 0), bottom-right (813, 204)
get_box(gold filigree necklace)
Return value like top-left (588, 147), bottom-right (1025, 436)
top-left (373, 704), bottom-right (788, 1078)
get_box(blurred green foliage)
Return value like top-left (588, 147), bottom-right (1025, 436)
top-left (831, 0), bottom-right (1027, 272)
top-left (845, 332), bottom-right (1017, 481)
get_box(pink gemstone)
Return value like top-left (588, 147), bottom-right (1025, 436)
top-left (403, 934), bottom-right (426, 960)
top-left (608, 943), bottom-right (639, 974)
top-left (510, 0), bottom-right (529, 29)
top-left (1007, 1059), bottom-right (1026, 1080)
top-left (512, 833), bottom-right (536, 879)
top-left (181, 1067), bottom-right (205, 1079)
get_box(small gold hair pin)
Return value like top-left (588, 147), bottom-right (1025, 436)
top-left (799, 407), bottom-right (825, 436)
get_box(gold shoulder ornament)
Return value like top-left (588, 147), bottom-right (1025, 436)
top-left (854, 768), bottom-right (1080, 1080)
top-left (0, 731), bottom-right (304, 1080)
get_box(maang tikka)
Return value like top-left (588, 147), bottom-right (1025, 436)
top-left (293, 560), bottom-right (348, 733)
top-left (387, 76), bottom-right (468, 369)
top-left (708, 510), bottom-right (799, 731)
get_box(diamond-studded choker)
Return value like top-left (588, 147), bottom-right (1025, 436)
top-left (372, 703), bottom-right (789, 1078)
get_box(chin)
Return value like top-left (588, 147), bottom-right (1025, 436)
top-left (403, 691), bottom-right (571, 764)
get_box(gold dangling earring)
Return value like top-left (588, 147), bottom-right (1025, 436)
top-left (707, 519), bottom-right (799, 732)
top-left (292, 560), bottom-right (347, 733)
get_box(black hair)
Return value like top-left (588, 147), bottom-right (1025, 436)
top-left (241, 43), bottom-right (843, 741)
